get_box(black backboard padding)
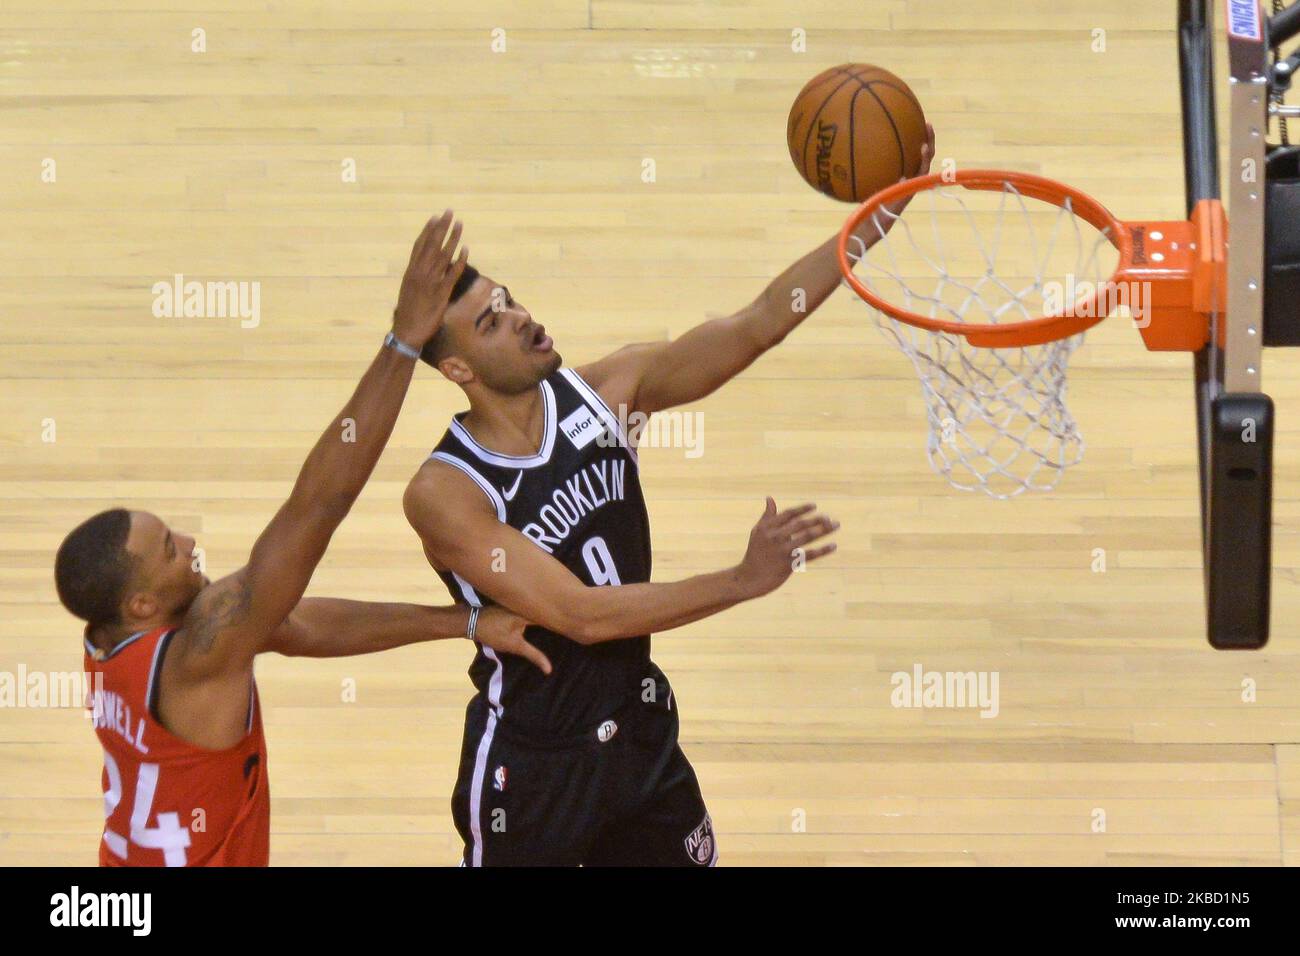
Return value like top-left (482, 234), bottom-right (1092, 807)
top-left (1206, 394), bottom-right (1273, 649)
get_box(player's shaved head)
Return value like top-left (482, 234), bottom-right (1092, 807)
top-left (55, 508), bottom-right (138, 626)
top-left (57, 508), bottom-right (208, 638)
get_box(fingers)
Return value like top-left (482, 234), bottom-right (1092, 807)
top-left (517, 637), bottom-right (553, 676)
top-left (425, 244), bottom-right (470, 317)
top-left (773, 503), bottom-right (817, 527)
top-left (917, 123), bottom-right (936, 176)
top-left (761, 501), bottom-right (839, 540)
top-left (799, 542), bottom-right (838, 562)
top-left (753, 497), bottom-right (841, 571)
top-left (409, 209), bottom-right (453, 268)
top-left (448, 243), bottom-right (469, 284)
top-left (784, 514), bottom-right (839, 547)
top-left (425, 220), bottom-right (463, 279)
top-left (410, 211), bottom-right (469, 287)
top-left (444, 220), bottom-right (464, 259)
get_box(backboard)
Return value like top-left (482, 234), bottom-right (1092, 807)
top-left (1180, 0), bottom-right (1297, 648)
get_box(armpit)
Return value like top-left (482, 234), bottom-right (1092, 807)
top-left (180, 573), bottom-right (253, 654)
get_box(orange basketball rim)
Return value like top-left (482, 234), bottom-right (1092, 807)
top-left (836, 168), bottom-right (1228, 351)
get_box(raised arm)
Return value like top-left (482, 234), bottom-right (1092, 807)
top-left (169, 211), bottom-right (469, 684)
top-left (580, 125), bottom-right (934, 415)
top-left (404, 461), bottom-right (838, 644)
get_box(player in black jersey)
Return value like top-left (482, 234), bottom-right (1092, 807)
top-left (402, 133), bottom-right (933, 862)
top-left (403, 277), bottom-right (846, 868)
top-left (407, 302), bottom-right (836, 866)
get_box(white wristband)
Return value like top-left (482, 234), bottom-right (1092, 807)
top-left (384, 330), bottom-right (421, 361)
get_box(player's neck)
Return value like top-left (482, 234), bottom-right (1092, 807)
top-left (461, 381), bottom-right (547, 457)
top-left (85, 620), bottom-right (166, 658)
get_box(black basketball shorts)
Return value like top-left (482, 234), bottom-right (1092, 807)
top-left (451, 673), bottom-right (717, 867)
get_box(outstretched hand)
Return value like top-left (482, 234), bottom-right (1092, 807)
top-left (737, 497), bottom-right (839, 599)
top-left (392, 209), bottom-right (470, 349)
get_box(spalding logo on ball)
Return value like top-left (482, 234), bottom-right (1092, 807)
top-left (787, 64), bottom-right (928, 203)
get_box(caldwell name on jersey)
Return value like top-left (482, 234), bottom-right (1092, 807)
top-left (431, 367), bottom-right (654, 739)
top-left (84, 625), bottom-right (270, 866)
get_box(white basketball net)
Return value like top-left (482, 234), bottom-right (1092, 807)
top-left (842, 180), bottom-right (1119, 499)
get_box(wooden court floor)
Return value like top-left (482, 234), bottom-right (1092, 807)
top-left (2, 0), bottom-right (1299, 865)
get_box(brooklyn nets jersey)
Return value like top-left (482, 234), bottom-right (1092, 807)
top-left (430, 367), bottom-right (653, 738)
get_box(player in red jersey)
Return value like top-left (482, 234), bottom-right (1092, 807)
top-left (77, 589), bottom-right (542, 866)
top-left (56, 211), bottom-right (549, 866)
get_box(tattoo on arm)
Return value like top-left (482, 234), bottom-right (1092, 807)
top-left (185, 574), bottom-right (253, 653)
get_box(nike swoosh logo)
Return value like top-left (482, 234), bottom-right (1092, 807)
top-left (501, 471), bottom-right (523, 502)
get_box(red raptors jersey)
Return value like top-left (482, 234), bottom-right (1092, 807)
top-left (84, 626), bottom-right (270, 867)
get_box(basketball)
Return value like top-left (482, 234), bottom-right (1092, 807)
top-left (786, 64), bottom-right (928, 203)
